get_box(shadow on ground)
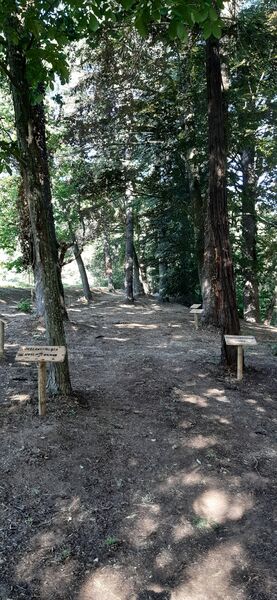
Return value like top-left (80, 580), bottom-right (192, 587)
top-left (0, 289), bottom-right (276, 600)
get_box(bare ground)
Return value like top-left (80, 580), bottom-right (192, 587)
top-left (0, 287), bottom-right (276, 600)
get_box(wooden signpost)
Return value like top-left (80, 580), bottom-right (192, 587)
top-left (16, 346), bottom-right (66, 416)
top-left (190, 303), bottom-right (201, 309)
top-left (190, 308), bottom-right (204, 330)
top-left (224, 335), bottom-right (257, 381)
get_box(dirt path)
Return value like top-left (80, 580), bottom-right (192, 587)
top-left (0, 288), bottom-right (276, 600)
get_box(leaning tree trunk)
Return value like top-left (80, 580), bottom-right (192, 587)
top-left (103, 230), bottom-right (115, 291)
top-left (133, 244), bottom-right (145, 297)
top-left (241, 148), bottom-right (260, 322)
top-left (73, 241), bottom-right (92, 303)
top-left (206, 38), bottom-right (240, 367)
top-left (7, 42), bottom-right (71, 394)
top-left (125, 204), bottom-right (134, 302)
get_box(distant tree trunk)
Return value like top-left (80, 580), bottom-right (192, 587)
top-left (206, 38), bottom-right (240, 367)
top-left (140, 261), bottom-right (150, 294)
top-left (264, 285), bottom-right (277, 326)
top-left (157, 231), bottom-right (167, 301)
top-left (241, 148), bottom-right (260, 322)
top-left (133, 244), bottom-right (145, 296)
top-left (125, 204), bottom-right (134, 302)
top-left (73, 241), bottom-right (92, 302)
top-left (158, 259), bottom-right (167, 301)
top-left (103, 231), bottom-right (115, 291)
top-left (7, 41), bottom-right (71, 394)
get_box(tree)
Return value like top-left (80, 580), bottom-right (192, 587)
top-left (0, 1), bottom-right (77, 393)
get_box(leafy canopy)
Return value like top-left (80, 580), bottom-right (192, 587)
top-left (0, 0), bottom-right (223, 92)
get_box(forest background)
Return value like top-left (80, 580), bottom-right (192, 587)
top-left (0, 0), bottom-right (276, 392)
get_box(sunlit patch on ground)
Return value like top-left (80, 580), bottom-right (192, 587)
top-left (78, 567), bottom-right (135, 600)
top-left (193, 489), bottom-right (253, 524)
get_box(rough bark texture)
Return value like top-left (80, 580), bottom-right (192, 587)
top-left (7, 42), bottom-right (71, 394)
top-left (241, 148), bottom-right (260, 322)
top-left (73, 242), bottom-right (92, 302)
top-left (103, 231), bottom-right (115, 292)
top-left (133, 244), bottom-right (145, 297)
top-left (125, 206), bottom-right (134, 302)
top-left (206, 38), bottom-right (240, 366)
top-left (202, 211), bottom-right (218, 325)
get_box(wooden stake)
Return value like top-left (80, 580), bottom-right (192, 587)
top-left (38, 361), bottom-right (47, 416)
top-left (237, 345), bottom-right (243, 381)
top-left (0, 320), bottom-right (4, 357)
top-left (194, 313), bottom-right (199, 330)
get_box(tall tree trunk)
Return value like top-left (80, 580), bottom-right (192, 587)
top-left (73, 241), bottom-right (92, 302)
top-left (202, 212), bottom-right (218, 325)
top-left (125, 205), bottom-right (134, 302)
top-left (206, 38), bottom-right (240, 366)
top-left (241, 148), bottom-right (260, 322)
top-left (103, 231), bottom-right (115, 291)
top-left (7, 43), bottom-right (71, 394)
top-left (133, 243), bottom-right (145, 296)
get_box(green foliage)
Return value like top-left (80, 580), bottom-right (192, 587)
top-left (17, 298), bottom-right (32, 313)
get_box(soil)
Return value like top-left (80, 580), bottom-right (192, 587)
top-left (0, 287), bottom-right (276, 600)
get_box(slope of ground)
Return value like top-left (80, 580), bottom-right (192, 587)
top-left (0, 288), bottom-right (276, 600)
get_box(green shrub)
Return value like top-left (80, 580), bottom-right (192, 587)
top-left (17, 298), bottom-right (32, 313)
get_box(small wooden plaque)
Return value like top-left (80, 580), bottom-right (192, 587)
top-left (190, 308), bottom-right (204, 314)
top-left (190, 304), bottom-right (201, 309)
top-left (16, 346), bottom-right (66, 363)
top-left (224, 335), bottom-right (257, 347)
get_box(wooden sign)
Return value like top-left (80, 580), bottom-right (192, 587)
top-left (190, 304), bottom-right (201, 309)
top-left (16, 346), bottom-right (66, 363)
top-left (190, 308), bottom-right (204, 330)
top-left (224, 336), bottom-right (257, 347)
top-left (224, 335), bottom-right (257, 381)
top-left (15, 346), bottom-right (66, 416)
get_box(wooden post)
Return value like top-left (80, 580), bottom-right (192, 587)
top-left (38, 361), bottom-right (47, 416)
top-left (0, 320), bottom-right (4, 357)
top-left (237, 345), bottom-right (243, 381)
top-left (194, 313), bottom-right (199, 330)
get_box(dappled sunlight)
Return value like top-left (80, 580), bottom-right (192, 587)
top-left (9, 392), bottom-right (31, 407)
top-left (114, 323), bottom-right (158, 330)
top-left (204, 388), bottom-right (230, 403)
top-left (125, 503), bottom-right (160, 549)
top-left (172, 516), bottom-right (195, 541)
top-left (183, 435), bottom-right (218, 449)
top-left (155, 547), bottom-right (174, 569)
top-left (172, 542), bottom-right (246, 600)
top-left (100, 336), bottom-right (130, 342)
top-left (159, 468), bottom-right (204, 492)
top-left (79, 566), bottom-right (135, 600)
top-left (193, 489), bottom-right (253, 524)
top-left (174, 387), bottom-right (208, 407)
top-left (16, 531), bottom-right (65, 582)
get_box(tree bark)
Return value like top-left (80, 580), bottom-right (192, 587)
top-left (133, 243), bottom-right (145, 297)
top-left (241, 148), bottom-right (260, 322)
top-left (73, 241), bottom-right (92, 302)
top-left (206, 38), bottom-right (240, 366)
top-left (202, 211), bottom-right (219, 325)
top-left (125, 205), bottom-right (134, 302)
top-left (103, 231), bottom-right (115, 291)
top-left (7, 42), bottom-right (71, 394)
